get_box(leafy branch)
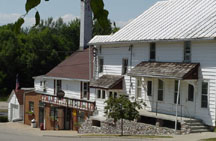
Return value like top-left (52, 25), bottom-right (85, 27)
top-left (14, 0), bottom-right (109, 34)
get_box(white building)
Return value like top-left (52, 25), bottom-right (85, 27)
top-left (89, 0), bottom-right (216, 129)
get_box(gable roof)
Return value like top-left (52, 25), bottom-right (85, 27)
top-left (89, 0), bottom-right (216, 45)
top-left (128, 62), bottom-right (200, 80)
top-left (45, 48), bottom-right (92, 80)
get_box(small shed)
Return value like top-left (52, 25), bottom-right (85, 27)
top-left (8, 89), bottom-right (33, 122)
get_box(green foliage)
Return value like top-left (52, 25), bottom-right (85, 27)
top-left (14, 0), bottom-right (109, 33)
top-left (93, 20), bottom-right (119, 36)
top-left (14, 18), bottom-right (25, 34)
top-left (0, 116), bottom-right (8, 122)
top-left (104, 95), bottom-right (142, 122)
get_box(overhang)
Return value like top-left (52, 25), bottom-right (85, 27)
top-left (90, 75), bottom-right (123, 90)
top-left (128, 62), bottom-right (200, 80)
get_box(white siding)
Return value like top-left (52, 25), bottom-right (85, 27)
top-left (93, 40), bottom-right (216, 126)
top-left (8, 92), bottom-right (22, 121)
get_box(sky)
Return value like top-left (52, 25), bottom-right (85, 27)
top-left (0, 0), bottom-right (161, 27)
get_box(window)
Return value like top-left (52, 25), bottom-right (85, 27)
top-left (43, 81), bottom-right (47, 92)
top-left (184, 41), bottom-right (191, 62)
top-left (97, 90), bottom-right (101, 98)
top-left (201, 82), bottom-right (208, 108)
top-left (102, 90), bottom-right (106, 99)
top-left (136, 79), bottom-right (142, 98)
top-left (40, 81), bottom-right (43, 86)
top-left (150, 43), bottom-right (156, 61)
top-left (50, 107), bottom-right (58, 119)
top-left (147, 81), bottom-right (152, 96)
top-left (57, 80), bottom-right (62, 92)
top-left (114, 92), bottom-right (117, 98)
top-left (188, 84), bottom-right (194, 101)
top-left (109, 92), bottom-right (113, 98)
top-left (82, 82), bottom-right (89, 99)
top-left (29, 101), bottom-right (34, 112)
top-left (158, 79), bottom-right (164, 101)
top-left (98, 57), bottom-right (104, 73)
top-left (174, 80), bottom-right (180, 104)
top-left (122, 58), bottom-right (128, 75)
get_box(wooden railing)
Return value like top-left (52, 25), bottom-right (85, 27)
top-left (41, 95), bottom-right (96, 112)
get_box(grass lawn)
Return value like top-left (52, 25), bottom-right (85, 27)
top-left (81, 134), bottom-right (173, 138)
top-left (0, 96), bottom-right (8, 102)
top-left (0, 109), bottom-right (7, 113)
top-left (202, 138), bottom-right (216, 141)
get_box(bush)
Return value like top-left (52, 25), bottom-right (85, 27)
top-left (0, 116), bottom-right (8, 122)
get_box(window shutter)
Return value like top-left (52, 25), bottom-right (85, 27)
top-left (80, 82), bottom-right (83, 99)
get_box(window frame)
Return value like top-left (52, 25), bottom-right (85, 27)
top-left (184, 41), bottom-right (191, 62)
top-left (122, 58), bottom-right (128, 75)
top-left (29, 101), bottom-right (34, 112)
top-left (98, 57), bottom-right (104, 73)
top-left (157, 79), bottom-right (164, 101)
top-left (149, 43), bottom-right (156, 61)
top-left (97, 89), bottom-right (101, 99)
top-left (201, 81), bottom-right (209, 108)
top-left (147, 81), bottom-right (152, 96)
top-left (56, 80), bottom-right (62, 92)
top-left (188, 84), bottom-right (194, 102)
top-left (82, 82), bottom-right (89, 99)
top-left (136, 78), bottom-right (142, 98)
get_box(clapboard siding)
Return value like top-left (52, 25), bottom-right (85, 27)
top-left (94, 40), bottom-right (216, 126)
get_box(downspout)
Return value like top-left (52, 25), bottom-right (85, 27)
top-left (175, 80), bottom-right (181, 132)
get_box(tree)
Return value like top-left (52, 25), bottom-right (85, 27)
top-left (104, 95), bottom-right (142, 122)
top-left (14, 0), bottom-right (109, 33)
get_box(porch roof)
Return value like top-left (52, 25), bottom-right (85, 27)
top-left (90, 75), bottom-right (123, 90)
top-left (128, 62), bottom-right (199, 80)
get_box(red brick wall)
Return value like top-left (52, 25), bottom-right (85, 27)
top-left (24, 92), bottom-right (41, 127)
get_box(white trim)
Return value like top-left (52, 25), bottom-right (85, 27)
top-left (33, 76), bottom-right (89, 82)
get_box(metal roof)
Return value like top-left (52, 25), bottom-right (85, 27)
top-left (90, 75), bottom-right (123, 89)
top-left (89, 0), bottom-right (216, 45)
top-left (127, 62), bottom-right (200, 80)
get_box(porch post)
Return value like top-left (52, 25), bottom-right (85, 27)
top-left (175, 80), bottom-right (181, 132)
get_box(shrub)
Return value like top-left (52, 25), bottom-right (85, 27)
top-left (0, 116), bottom-right (8, 122)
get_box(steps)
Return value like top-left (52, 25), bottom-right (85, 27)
top-left (184, 119), bottom-right (210, 133)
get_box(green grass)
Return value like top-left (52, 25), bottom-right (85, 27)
top-left (81, 134), bottom-right (173, 138)
top-left (0, 109), bottom-right (7, 113)
top-left (0, 96), bottom-right (8, 101)
top-left (202, 138), bottom-right (216, 141)
top-left (0, 116), bottom-right (8, 122)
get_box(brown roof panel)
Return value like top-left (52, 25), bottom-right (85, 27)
top-left (14, 90), bottom-right (25, 105)
top-left (46, 48), bottom-right (92, 80)
top-left (128, 62), bottom-right (200, 80)
top-left (90, 75), bottom-right (123, 89)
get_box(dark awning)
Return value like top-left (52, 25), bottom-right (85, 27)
top-left (90, 75), bottom-right (123, 90)
top-left (128, 62), bottom-right (200, 80)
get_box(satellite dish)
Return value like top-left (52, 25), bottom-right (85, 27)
top-left (57, 90), bottom-right (65, 98)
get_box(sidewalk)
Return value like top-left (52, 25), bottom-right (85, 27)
top-left (1, 122), bottom-right (216, 140)
top-left (0, 122), bottom-right (78, 137)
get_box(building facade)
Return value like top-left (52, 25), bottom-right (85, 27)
top-left (89, 0), bottom-right (216, 127)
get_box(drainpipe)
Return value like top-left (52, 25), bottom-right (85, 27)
top-left (175, 80), bottom-right (181, 133)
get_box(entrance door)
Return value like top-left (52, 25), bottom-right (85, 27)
top-left (39, 107), bottom-right (44, 126)
top-left (184, 84), bottom-right (196, 118)
top-left (64, 108), bottom-right (71, 130)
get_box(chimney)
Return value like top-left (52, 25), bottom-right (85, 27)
top-left (80, 0), bottom-right (92, 51)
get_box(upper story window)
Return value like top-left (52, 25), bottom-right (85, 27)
top-left (136, 78), bottom-right (142, 98)
top-left (201, 81), bottom-right (208, 108)
top-left (158, 79), bottom-right (164, 101)
top-left (184, 41), bottom-right (191, 62)
top-left (98, 57), bottom-right (104, 73)
top-left (150, 43), bottom-right (156, 61)
top-left (82, 82), bottom-right (89, 99)
top-left (57, 80), bottom-right (62, 92)
top-left (43, 81), bottom-right (47, 92)
top-left (122, 58), bottom-right (128, 75)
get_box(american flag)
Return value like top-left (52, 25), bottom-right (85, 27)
top-left (15, 74), bottom-right (19, 92)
